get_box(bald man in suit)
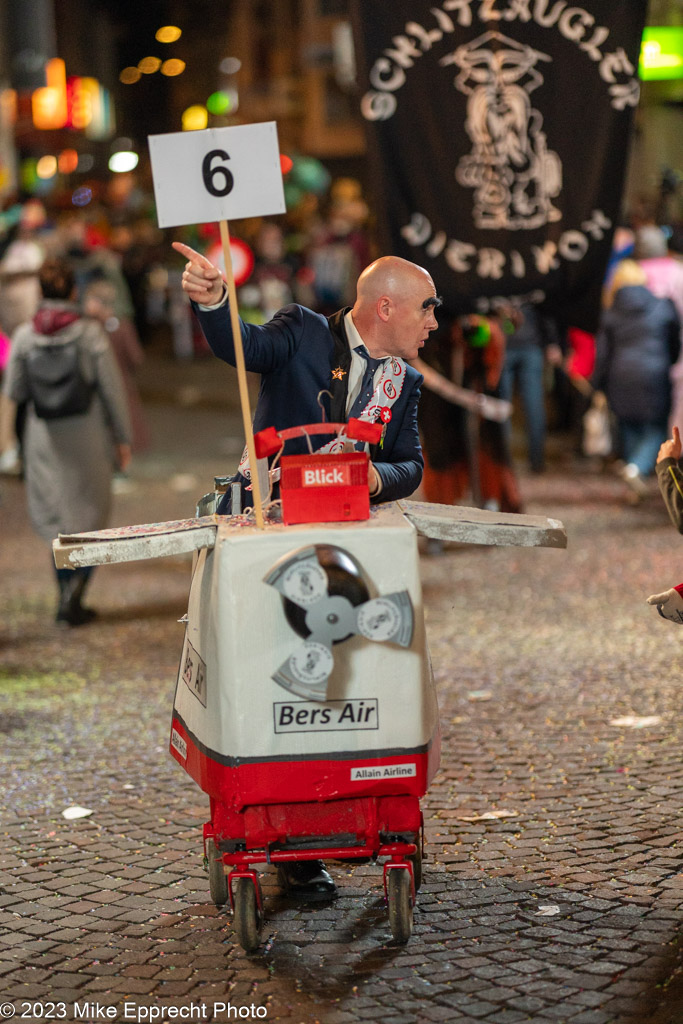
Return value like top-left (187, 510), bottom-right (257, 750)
top-left (174, 242), bottom-right (440, 900)
top-left (174, 243), bottom-right (440, 513)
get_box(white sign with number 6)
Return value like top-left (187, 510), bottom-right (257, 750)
top-left (148, 121), bottom-right (286, 229)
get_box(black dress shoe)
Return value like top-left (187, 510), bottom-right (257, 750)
top-left (276, 860), bottom-right (338, 902)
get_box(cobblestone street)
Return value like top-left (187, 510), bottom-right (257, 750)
top-left (2, 364), bottom-right (683, 1024)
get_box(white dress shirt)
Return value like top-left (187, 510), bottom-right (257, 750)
top-left (344, 311), bottom-right (388, 415)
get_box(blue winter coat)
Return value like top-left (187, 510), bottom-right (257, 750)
top-left (592, 286), bottom-right (680, 423)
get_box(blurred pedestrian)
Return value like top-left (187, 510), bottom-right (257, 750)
top-left (0, 200), bottom-right (47, 473)
top-left (53, 211), bottom-right (135, 321)
top-left (634, 225), bottom-right (683, 434)
top-left (562, 326), bottom-right (597, 459)
top-left (307, 190), bottom-right (371, 316)
top-left (498, 302), bottom-right (563, 473)
top-left (0, 199), bottom-right (46, 337)
top-left (83, 278), bottom-right (149, 453)
top-left (251, 221), bottom-right (297, 320)
top-left (592, 260), bottom-right (680, 499)
top-left (419, 312), bottom-right (521, 525)
top-left (0, 258), bottom-right (131, 625)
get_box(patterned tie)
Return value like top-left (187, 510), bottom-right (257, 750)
top-left (348, 345), bottom-right (383, 420)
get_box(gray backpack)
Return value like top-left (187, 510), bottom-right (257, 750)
top-left (25, 340), bottom-right (95, 420)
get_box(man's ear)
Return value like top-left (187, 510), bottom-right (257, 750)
top-left (377, 295), bottom-right (392, 322)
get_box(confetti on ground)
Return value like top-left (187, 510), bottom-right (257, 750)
top-left (457, 809), bottom-right (519, 822)
top-left (610, 715), bottom-right (663, 729)
top-left (62, 806), bottom-right (93, 819)
top-left (467, 690), bottom-right (493, 702)
top-left (535, 904), bottom-right (561, 916)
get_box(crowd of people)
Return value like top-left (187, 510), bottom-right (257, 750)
top-left (1, 176), bottom-right (682, 625)
top-left (416, 222), bottom-right (683, 516)
top-left (0, 176), bottom-right (682, 904)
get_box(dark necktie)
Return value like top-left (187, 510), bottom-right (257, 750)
top-left (348, 345), bottom-right (383, 420)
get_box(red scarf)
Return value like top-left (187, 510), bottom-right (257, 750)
top-left (32, 307), bottom-right (80, 336)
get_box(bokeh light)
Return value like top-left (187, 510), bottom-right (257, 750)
top-left (36, 155), bottom-right (57, 179)
top-left (161, 59), bottom-right (186, 77)
top-left (283, 182), bottom-right (303, 209)
top-left (77, 153), bottom-right (95, 172)
top-left (72, 186), bottom-right (92, 207)
top-left (119, 67), bottom-right (141, 85)
top-left (156, 26), bottom-right (182, 44)
top-left (206, 91), bottom-right (231, 115)
top-left (280, 154), bottom-right (293, 175)
top-left (219, 57), bottom-right (242, 75)
top-left (20, 159), bottom-right (39, 192)
top-left (331, 177), bottom-right (362, 202)
top-left (138, 57), bottom-right (162, 75)
top-left (109, 151), bottom-right (139, 173)
top-left (182, 105), bottom-right (208, 131)
top-left (290, 155), bottom-right (330, 194)
top-left (58, 149), bottom-right (79, 174)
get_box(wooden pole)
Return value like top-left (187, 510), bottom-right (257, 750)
top-left (219, 219), bottom-right (265, 528)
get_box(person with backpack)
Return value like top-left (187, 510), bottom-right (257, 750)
top-left (0, 258), bottom-right (131, 625)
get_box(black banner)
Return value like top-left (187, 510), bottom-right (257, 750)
top-left (350, 0), bottom-right (648, 330)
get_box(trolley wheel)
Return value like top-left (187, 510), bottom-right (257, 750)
top-left (387, 867), bottom-right (413, 944)
top-left (409, 837), bottom-right (423, 893)
top-left (207, 841), bottom-right (228, 907)
top-left (233, 877), bottom-right (263, 953)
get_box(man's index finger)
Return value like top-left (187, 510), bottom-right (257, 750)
top-left (172, 241), bottom-right (213, 269)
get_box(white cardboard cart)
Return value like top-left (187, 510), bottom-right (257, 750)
top-left (54, 498), bottom-right (565, 949)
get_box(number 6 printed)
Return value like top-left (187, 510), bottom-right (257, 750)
top-left (202, 149), bottom-right (234, 197)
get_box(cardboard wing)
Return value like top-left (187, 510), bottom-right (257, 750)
top-left (52, 502), bottom-right (567, 571)
top-left (399, 500), bottom-right (567, 549)
top-left (52, 516), bottom-right (220, 569)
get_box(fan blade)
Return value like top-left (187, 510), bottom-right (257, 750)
top-left (263, 546), bottom-right (329, 610)
top-left (355, 591), bottom-right (414, 647)
top-left (272, 638), bottom-right (335, 702)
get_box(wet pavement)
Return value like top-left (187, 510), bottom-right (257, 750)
top-left (2, 355), bottom-right (683, 1024)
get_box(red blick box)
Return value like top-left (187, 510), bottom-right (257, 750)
top-left (280, 452), bottom-right (370, 525)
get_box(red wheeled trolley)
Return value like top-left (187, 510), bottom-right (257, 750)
top-left (205, 795), bottom-right (425, 950)
top-left (170, 502), bottom-right (441, 951)
top-left (52, 423), bottom-right (566, 953)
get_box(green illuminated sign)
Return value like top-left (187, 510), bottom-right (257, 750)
top-left (639, 27), bottom-right (683, 81)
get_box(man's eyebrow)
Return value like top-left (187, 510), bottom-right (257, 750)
top-left (422, 295), bottom-right (443, 310)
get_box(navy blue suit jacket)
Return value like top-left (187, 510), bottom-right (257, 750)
top-left (193, 301), bottom-right (424, 504)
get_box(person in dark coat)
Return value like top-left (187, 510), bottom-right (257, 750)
top-left (419, 311), bottom-right (522, 518)
top-left (173, 242), bottom-right (440, 513)
top-left (173, 241), bottom-right (440, 903)
top-left (592, 260), bottom-right (680, 497)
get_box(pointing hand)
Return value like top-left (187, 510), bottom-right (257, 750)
top-left (172, 241), bottom-right (225, 306)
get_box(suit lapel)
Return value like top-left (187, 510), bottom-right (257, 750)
top-left (327, 308), bottom-right (352, 423)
